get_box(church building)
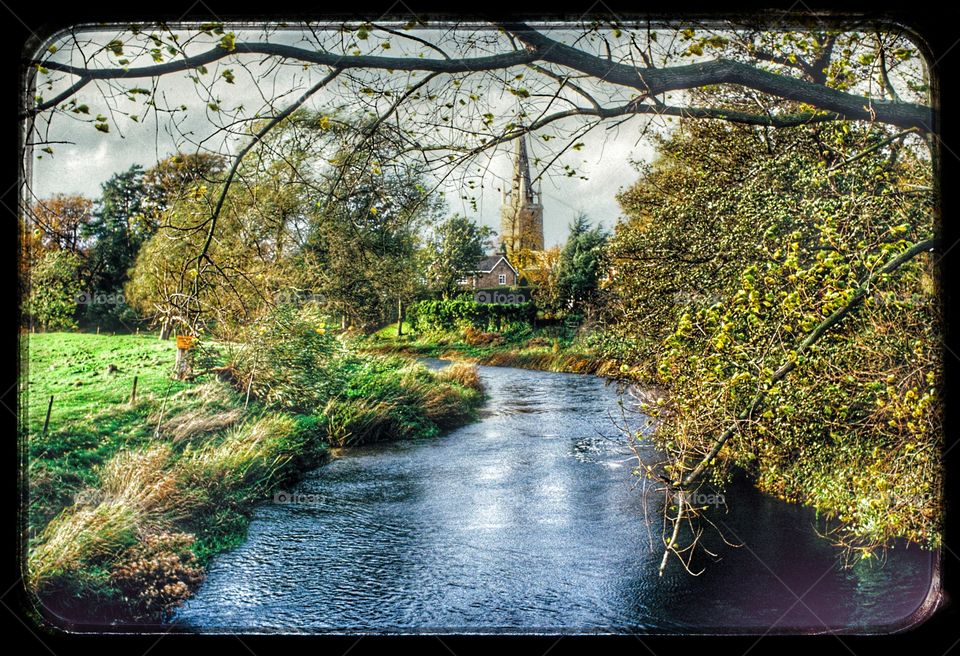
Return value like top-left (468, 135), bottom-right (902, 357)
top-left (462, 135), bottom-right (546, 295)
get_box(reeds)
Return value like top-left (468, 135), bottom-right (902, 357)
top-left (434, 362), bottom-right (482, 390)
top-left (29, 501), bottom-right (138, 591)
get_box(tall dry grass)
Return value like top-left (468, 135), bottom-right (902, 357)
top-left (28, 501), bottom-right (138, 591)
top-left (29, 414), bottom-right (299, 598)
top-left (434, 362), bottom-right (482, 390)
top-left (179, 415), bottom-right (296, 490)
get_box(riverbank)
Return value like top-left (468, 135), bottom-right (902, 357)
top-left (359, 323), bottom-right (630, 379)
top-left (25, 332), bottom-right (484, 627)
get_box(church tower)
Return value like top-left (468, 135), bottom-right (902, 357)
top-left (500, 136), bottom-right (544, 257)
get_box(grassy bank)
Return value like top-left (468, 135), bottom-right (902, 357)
top-left (360, 322), bottom-right (627, 378)
top-left (24, 332), bottom-right (484, 626)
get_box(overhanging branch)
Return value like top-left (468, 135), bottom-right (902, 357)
top-left (26, 23), bottom-right (935, 131)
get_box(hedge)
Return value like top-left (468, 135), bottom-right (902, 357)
top-left (409, 299), bottom-right (536, 332)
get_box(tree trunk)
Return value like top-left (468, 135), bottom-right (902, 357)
top-left (159, 319), bottom-right (172, 340)
top-left (397, 297), bottom-right (404, 337)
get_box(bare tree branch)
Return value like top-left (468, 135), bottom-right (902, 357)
top-left (28, 23), bottom-right (935, 131)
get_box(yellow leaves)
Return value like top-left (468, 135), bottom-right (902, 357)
top-left (218, 32), bottom-right (237, 52)
top-left (369, 207), bottom-right (378, 215)
top-left (317, 115), bottom-right (330, 130)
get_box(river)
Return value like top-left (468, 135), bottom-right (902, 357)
top-left (172, 362), bottom-right (937, 633)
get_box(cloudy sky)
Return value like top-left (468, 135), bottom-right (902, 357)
top-left (32, 116), bottom-right (656, 248)
top-left (29, 25), bottom-right (667, 248)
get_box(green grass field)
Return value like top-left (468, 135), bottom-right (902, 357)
top-left (25, 332), bottom-right (186, 434)
top-left (24, 333), bottom-right (225, 539)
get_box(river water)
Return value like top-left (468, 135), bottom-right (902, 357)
top-left (173, 362), bottom-right (937, 633)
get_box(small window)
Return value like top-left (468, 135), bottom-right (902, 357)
top-left (498, 274), bottom-right (507, 285)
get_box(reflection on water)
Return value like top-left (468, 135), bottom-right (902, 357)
top-left (173, 364), bottom-right (937, 633)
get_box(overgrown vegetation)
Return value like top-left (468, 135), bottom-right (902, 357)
top-left (363, 318), bottom-right (621, 377)
top-left (604, 114), bottom-right (940, 570)
top-left (408, 298), bottom-right (536, 333)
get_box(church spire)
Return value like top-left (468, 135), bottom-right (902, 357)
top-left (500, 134), bottom-right (545, 257)
top-left (513, 135), bottom-right (537, 204)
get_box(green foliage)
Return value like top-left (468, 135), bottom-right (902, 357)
top-left (127, 153), bottom-right (290, 334)
top-left (227, 304), bottom-right (486, 444)
top-left (604, 118), bottom-right (805, 375)
top-left (409, 298), bottom-right (536, 333)
top-left (28, 250), bottom-right (82, 330)
top-left (624, 117), bottom-right (940, 556)
top-left (299, 114), bottom-right (444, 330)
top-left (83, 165), bottom-right (150, 299)
top-left (420, 213), bottom-right (494, 299)
top-left (552, 213), bottom-right (609, 318)
top-left (231, 304), bottom-right (344, 413)
top-left (81, 154), bottom-right (226, 331)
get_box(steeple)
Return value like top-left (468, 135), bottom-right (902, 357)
top-left (500, 134), bottom-right (545, 257)
top-left (513, 135), bottom-right (538, 205)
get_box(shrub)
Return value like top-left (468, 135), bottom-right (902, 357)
top-left (110, 532), bottom-right (204, 619)
top-left (28, 250), bottom-right (83, 331)
top-left (410, 298), bottom-right (535, 333)
top-left (229, 304), bottom-right (345, 413)
top-left (462, 326), bottom-right (503, 346)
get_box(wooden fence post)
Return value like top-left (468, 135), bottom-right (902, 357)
top-left (42, 395), bottom-right (53, 438)
top-left (130, 376), bottom-right (138, 405)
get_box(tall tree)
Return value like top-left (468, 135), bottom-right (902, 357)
top-left (421, 214), bottom-right (494, 300)
top-left (83, 166), bottom-right (148, 295)
top-left (27, 250), bottom-right (82, 331)
top-left (28, 194), bottom-right (94, 257)
top-left (553, 213), bottom-right (608, 320)
top-left (302, 121), bottom-right (444, 331)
